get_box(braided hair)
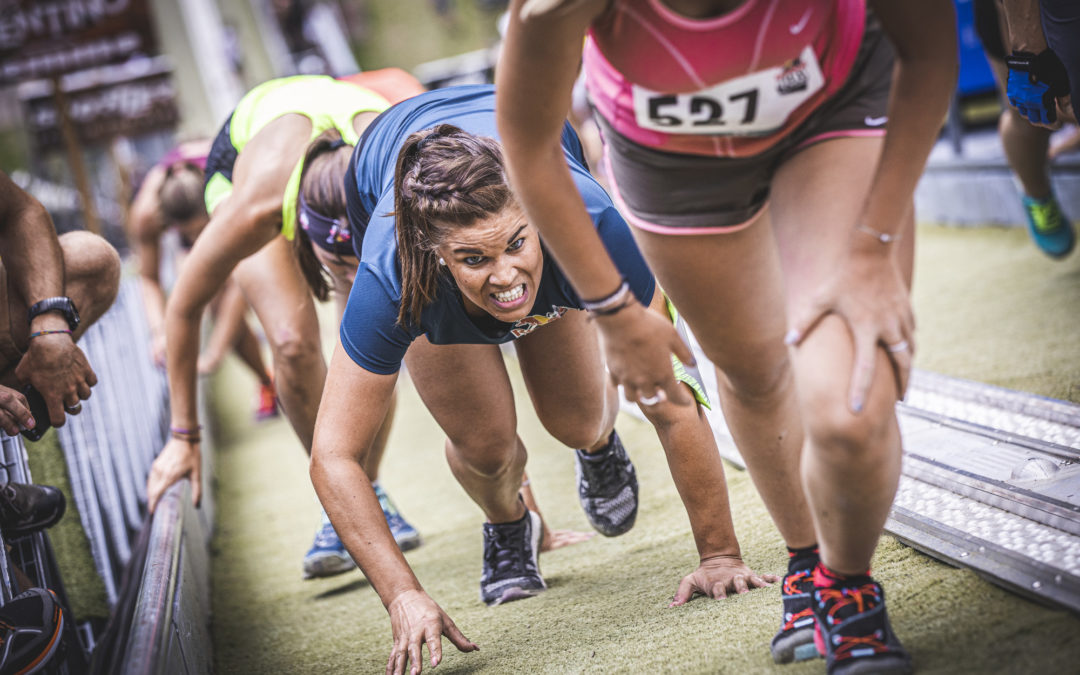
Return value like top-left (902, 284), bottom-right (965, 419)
top-left (393, 124), bottom-right (513, 326)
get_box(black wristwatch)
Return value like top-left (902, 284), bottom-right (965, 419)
top-left (27, 296), bottom-right (80, 332)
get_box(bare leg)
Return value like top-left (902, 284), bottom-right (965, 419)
top-left (234, 236), bottom-right (324, 453)
top-left (988, 58), bottom-right (1054, 199)
top-left (630, 221), bottom-right (816, 549)
top-left (513, 308), bottom-right (619, 453)
top-left (202, 278), bottom-right (271, 385)
top-left (404, 338), bottom-right (525, 524)
top-left (771, 136), bottom-right (906, 574)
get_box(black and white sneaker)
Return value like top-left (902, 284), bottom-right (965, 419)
top-left (575, 431), bottom-right (638, 537)
top-left (480, 508), bottom-right (546, 607)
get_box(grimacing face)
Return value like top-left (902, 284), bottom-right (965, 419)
top-left (435, 203), bottom-right (544, 324)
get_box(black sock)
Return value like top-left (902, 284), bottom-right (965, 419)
top-left (786, 544), bottom-right (820, 574)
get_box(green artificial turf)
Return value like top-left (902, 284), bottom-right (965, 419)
top-left (210, 223), bottom-right (1080, 673)
top-left (24, 429), bottom-right (111, 620)
top-left (911, 223), bottom-right (1080, 402)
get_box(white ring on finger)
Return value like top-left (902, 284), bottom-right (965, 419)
top-left (638, 393), bottom-right (662, 406)
top-left (887, 339), bottom-right (909, 353)
top-left (64, 402), bottom-right (82, 414)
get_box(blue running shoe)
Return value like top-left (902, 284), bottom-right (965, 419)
top-left (302, 511), bottom-right (356, 579)
top-left (373, 481), bottom-right (422, 552)
top-left (1022, 194), bottom-right (1075, 259)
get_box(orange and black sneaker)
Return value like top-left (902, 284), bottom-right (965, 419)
top-left (255, 382), bottom-right (279, 421)
top-left (811, 564), bottom-right (911, 675)
top-left (0, 587), bottom-right (64, 675)
top-left (771, 566), bottom-right (817, 663)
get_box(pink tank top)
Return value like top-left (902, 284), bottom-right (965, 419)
top-left (584, 0), bottom-right (866, 157)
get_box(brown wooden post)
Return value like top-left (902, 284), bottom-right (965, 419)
top-left (51, 76), bottom-right (101, 235)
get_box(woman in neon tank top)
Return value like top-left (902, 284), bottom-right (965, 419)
top-left (498, 2), bottom-right (957, 673)
top-left (143, 75), bottom-right (431, 580)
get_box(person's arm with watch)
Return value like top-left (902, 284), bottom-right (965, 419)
top-left (0, 172), bottom-right (96, 428)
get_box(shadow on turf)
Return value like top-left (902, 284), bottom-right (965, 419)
top-left (312, 577), bottom-right (370, 600)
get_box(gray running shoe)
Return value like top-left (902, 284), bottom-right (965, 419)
top-left (575, 431), bottom-right (638, 537)
top-left (480, 509), bottom-right (546, 606)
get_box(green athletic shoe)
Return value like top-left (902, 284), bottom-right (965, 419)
top-left (1022, 194), bottom-right (1075, 259)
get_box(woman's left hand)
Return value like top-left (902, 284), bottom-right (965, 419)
top-left (540, 527), bottom-right (595, 552)
top-left (669, 554), bottom-right (779, 606)
top-left (786, 244), bottom-right (914, 413)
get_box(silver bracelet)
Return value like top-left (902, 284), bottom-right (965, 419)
top-left (581, 280), bottom-right (631, 314)
top-left (855, 223), bottom-right (900, 244)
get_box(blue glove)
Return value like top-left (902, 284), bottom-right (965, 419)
top-left (1006, 50), bottom-right (1069, 126)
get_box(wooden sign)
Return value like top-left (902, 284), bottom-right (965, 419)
top-left (22, 68), bottom-right (177, 150)
top-left (0, 0), bottom-right (159, 83)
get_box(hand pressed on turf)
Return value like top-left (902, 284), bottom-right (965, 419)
top-left (669, 554), bottom-right (779, 606)
top-left (541, 527), bottom-right (595, 552)
top-left (387, 589), bottom-right (478, 675)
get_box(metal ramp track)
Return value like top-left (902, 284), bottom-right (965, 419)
top-left (888, 372), bottom-right (1080, 614)
top-left (622, 356), bottom-right (1080, 614)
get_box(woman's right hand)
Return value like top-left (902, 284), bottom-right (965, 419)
top-left (146, 437), bottom-right (201, 512)
top-left (595, 302), bottom-right (696, 407)
top-left (386, 589), bottom-right (478, 675)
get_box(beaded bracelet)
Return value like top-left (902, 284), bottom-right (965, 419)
top-left (28, 329), bottom-right (73, 340)
top-left (855, 223), bottom-right (900, 244)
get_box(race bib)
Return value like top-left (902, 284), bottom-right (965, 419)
top-left (632, 46), bottom-right (825, 136)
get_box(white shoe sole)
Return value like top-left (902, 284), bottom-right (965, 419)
top-left (302, 552), bottom-right (356, 579)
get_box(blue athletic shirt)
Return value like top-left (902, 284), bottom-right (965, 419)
top-left (340, 84), bottom-right (655, 375)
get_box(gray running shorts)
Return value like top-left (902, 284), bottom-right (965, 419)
top-left (598, 16), bottom-right (895, 232)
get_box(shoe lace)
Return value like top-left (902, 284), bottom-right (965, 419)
top-left (783, 569), bottom-right (812, 596)
top-left (581, 448), bottom-right (624, 494)
top-left (817, 582), bottom-right (888, 659)
top-left (780, 570), bottom-right (814, 631)
top-left (485, 523), bottom-right (528, 577)
top-left (818, 582), bottom-right (881, 622)
top-left (832, 632), bottom-right (889, 660)
top-left (1029, 200), bottom-right (1064, 234)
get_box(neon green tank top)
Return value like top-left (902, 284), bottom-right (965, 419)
top-left (204, 75), bottom-right (389, 239)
